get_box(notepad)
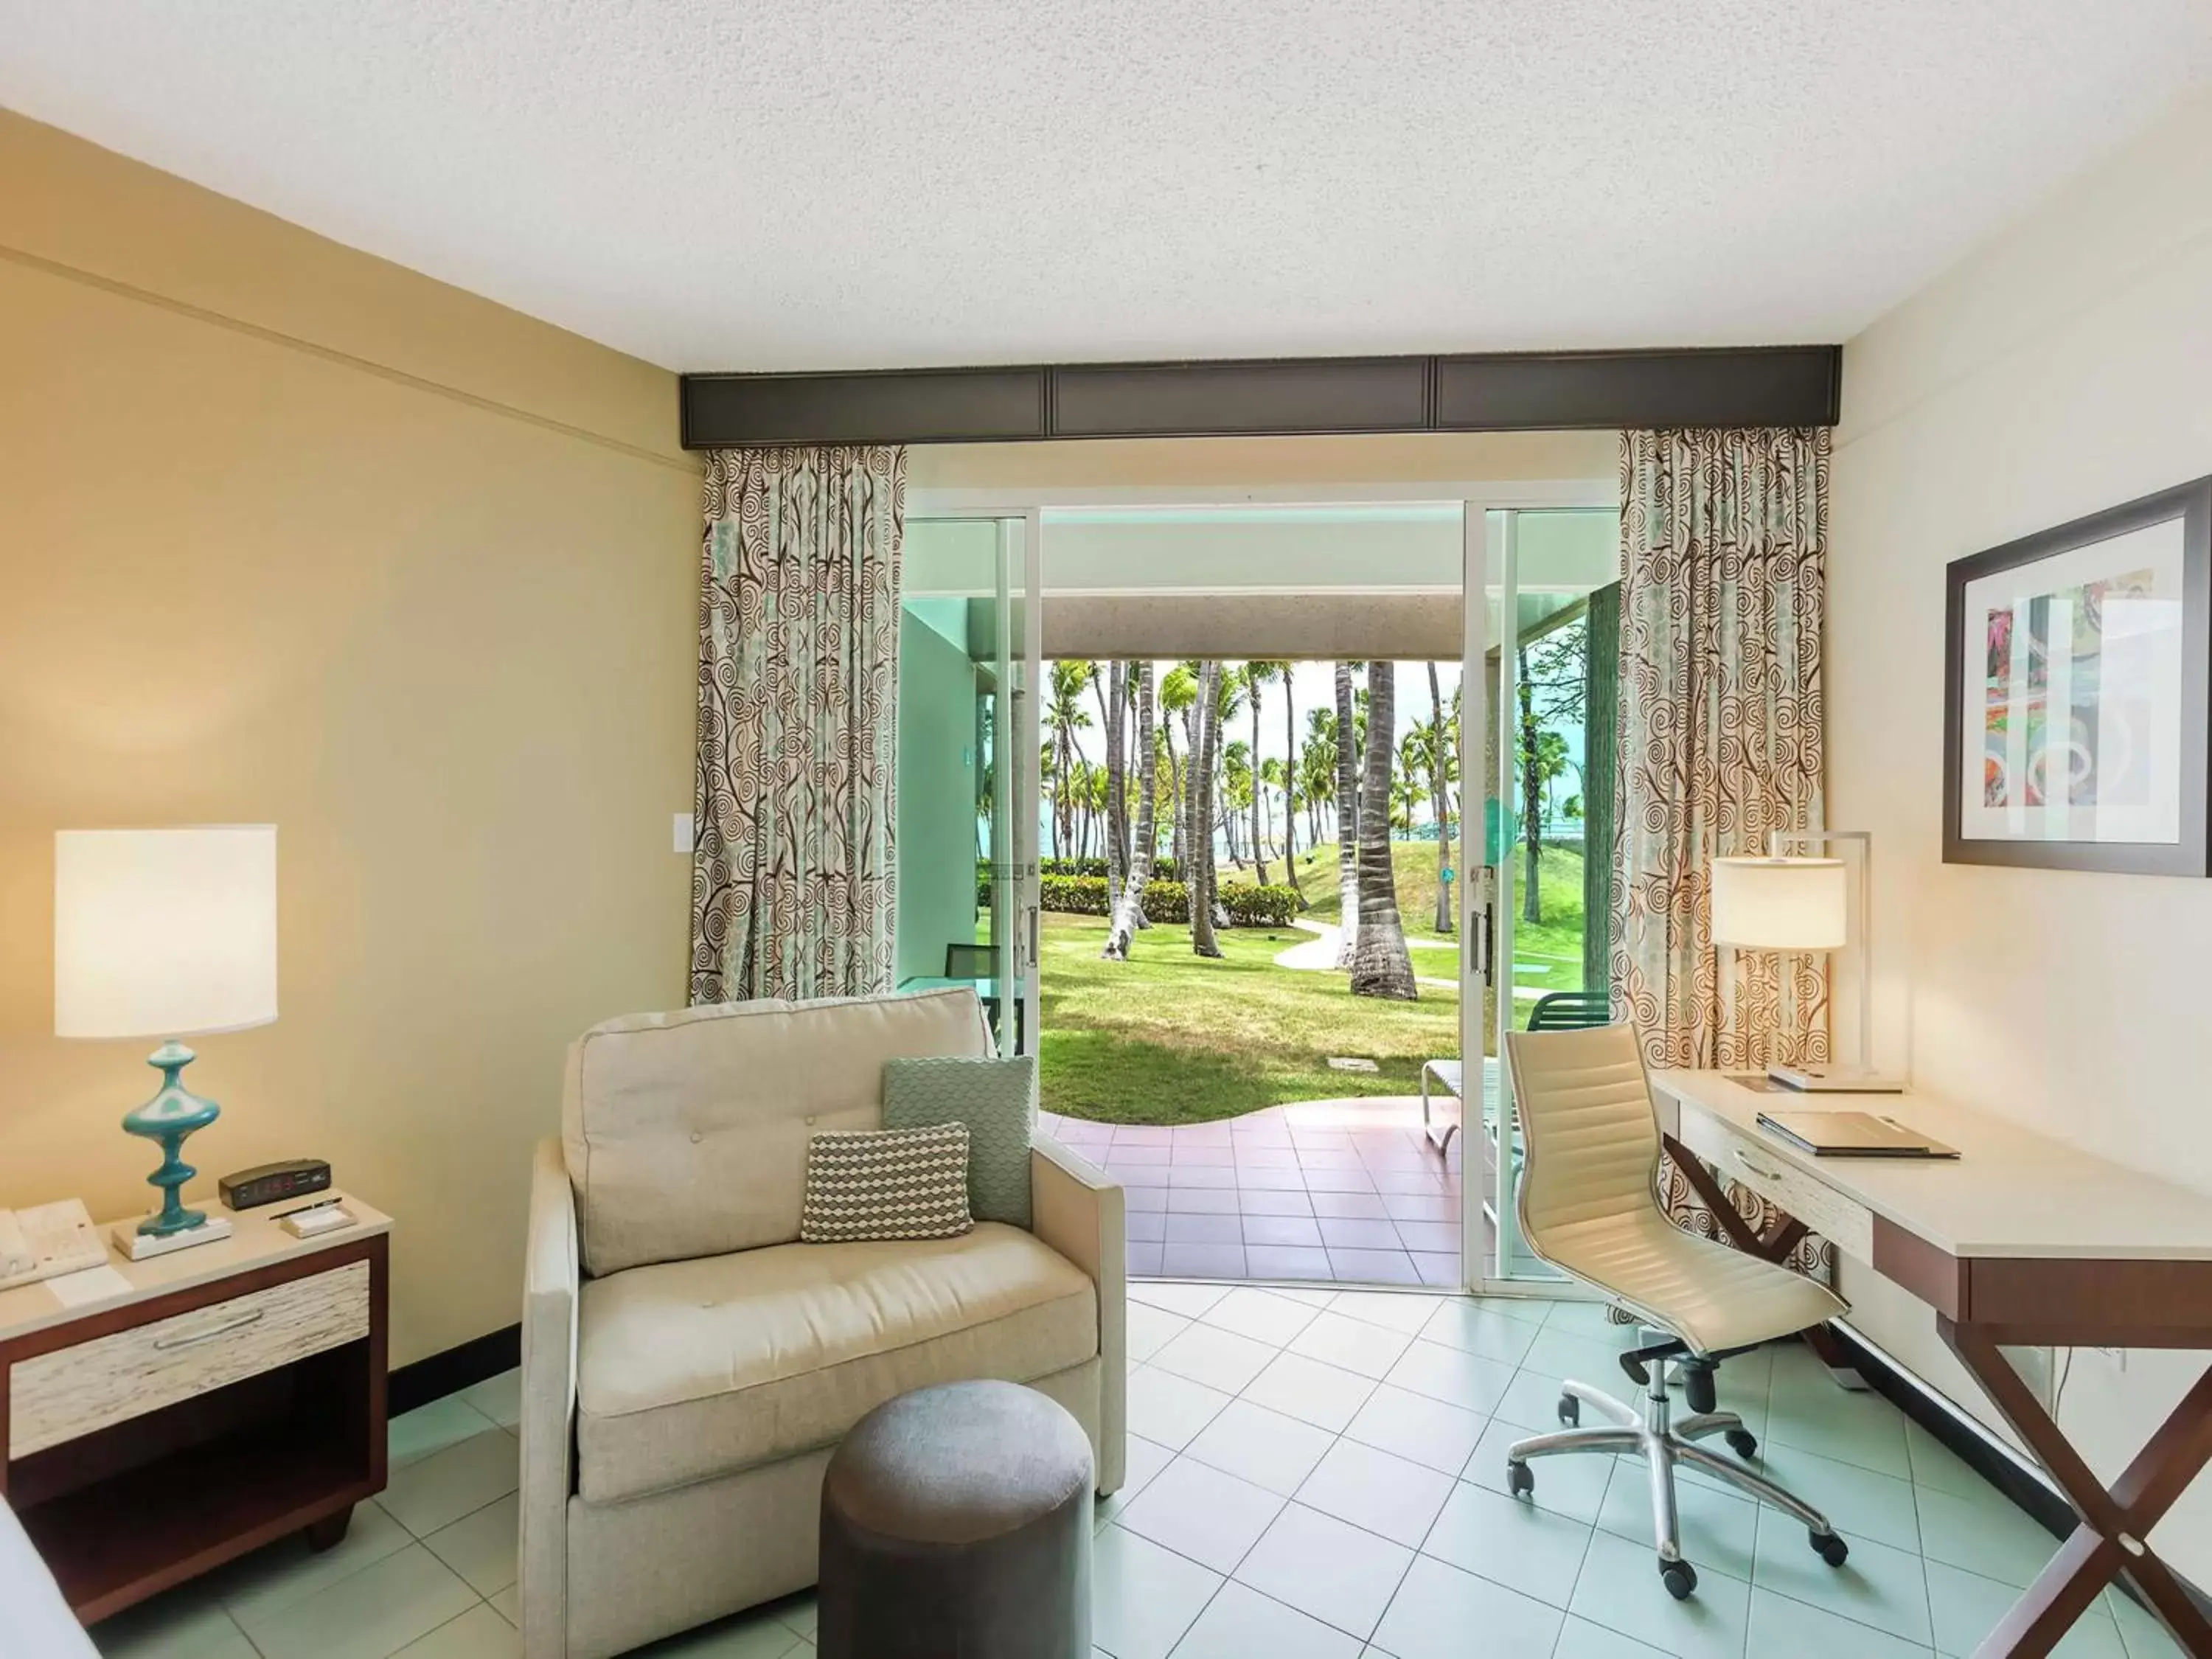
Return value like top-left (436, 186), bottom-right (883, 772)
top-left (1756, 1110), bottom-right (1958, 1159)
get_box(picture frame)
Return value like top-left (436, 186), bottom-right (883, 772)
top-left (1943, 473), bottom-right (2212, 875)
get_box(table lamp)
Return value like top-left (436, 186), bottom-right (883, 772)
top-left (55, 826), bottom-right (278, 1259)
top-left (1711, 829), bottom-right (1899, 1093)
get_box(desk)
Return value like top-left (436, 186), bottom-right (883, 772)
top-left (1653, 1072), bottom-right (2212, 1659)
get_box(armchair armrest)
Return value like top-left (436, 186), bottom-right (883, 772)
top-left (1030, 1137), bottom-right (1126, 1494)
top-left (521, 1137), bottom-right (580, 1658)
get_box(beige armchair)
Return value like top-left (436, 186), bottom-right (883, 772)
top-left (520, 989), bottom-right (1124, 1659)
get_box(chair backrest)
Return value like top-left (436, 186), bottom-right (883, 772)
top-left (1526, 990), bottom-right (1612, 1032)
top-left (1503, 1023), bottom-right (1662, 1251)
top-left (562, 988), bottom-right (992, 1276)
top-left (944, 942), bottom-right (993, 979)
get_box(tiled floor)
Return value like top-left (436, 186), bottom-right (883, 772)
top-left (96, 1287), bottom-right (2188, 1659)
top-left (1040, 1096), bottom-right (1476, 1285)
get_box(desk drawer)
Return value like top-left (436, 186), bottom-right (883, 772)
top-left (1675, 1113), bottom-right (1875, 1262)
top-left (9, 1259), bottom-right (370, 1458)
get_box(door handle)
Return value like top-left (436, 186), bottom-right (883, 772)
top-left (1478, 900), bottom-right (1496, 981)
top-left (1732, 1148), bottom-right (1787, 1185)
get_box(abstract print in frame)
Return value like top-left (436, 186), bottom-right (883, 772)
top-left (1944, 474), bottom-right (2212, 875)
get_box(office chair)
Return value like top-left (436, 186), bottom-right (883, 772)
top-left (1525, 989), bottom-right (1612, 1032)
top-left (1502, 1023), bottom-right (1853, 1600)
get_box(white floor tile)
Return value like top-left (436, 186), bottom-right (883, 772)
top-left (423, 1492), bottom-right (520, 1596)
top-left (644, 1606), bottom-right (812, 1656)
top-left (1597, 1457), bottom-right (1758, 1585)
top-left (1382, 1340), bottom-right (1513, 1415)
top-left (1419, 1479), bottom-right (1593, 1609)
top-left (2108, 1588), bottom-right (2191, 1659)
top-left (1750, 1441), bottom-right (1921, 1555)
top-left (1371, 1552), bottom-right (1565, 1659)
top-left (1130, 1281), bottom-right (1232, 1319)
top-left (1551, 1614), bottom-right (1673, 1658)
top-left (1764, 1384), bottom-right (1913, 1481)
top-left (1341, 1382), bottom-right (1488, 1477)
top-left (459, 1368), bottom-right (523, 1430)
top-left (1327, 1290), bottom-right (1447, 1336)
top-left (1185, 1399), bottom-right (1338, 1497)
top-left (1750, 1504), bottom-right (1931, 1647)
top-left (392, 1604), bottom-right (525, 1659)
top-left (1168, 1580), bottom-right (1361, 1658)
top-left (1242, 1352), bottom-right (1378, 1433)
top-left (93, 1589), bottom-right (257, 1659)
top-left (1099, 1433), bottom-right (1178, 1526)
top-left (1462, 1419), bottom-right (1613, 1525)
top-left (1490, 1364), bottom-right (1579, 1433)
top-left (1288, 1311), bottom-right (1413, 1380)
top-left (1093, 1523), bottom-right (1223, 1659)
top-left (1150, 1322), bottom-right (1280, 1394)
top-left (379, 1429), bottom-right (521, 1537)
top-left (770, 1590), bottom-right (818, 1638)
top-left (389, 1397), bottom-right (501, 1470)
top-left (1747, 1586), bottom-right (1933, 1657)
top-left (1567, 1526), bottom-right (1750, 1659)
top-left (1923, 1561), bottom-right (2126, 1658)
top-left (232, 1543), bottom-right (479, 1659)
top-left (215, 1499), bottom-right (413, 1624)
top-left (1128, 1302), bottom-right (1194, 1363)
top-left (1914, 1481), bottom-right (2060, 1588)
top-left (1418, 1299), bottom-right (1540, 1367)
top-left (1116, 1455), bottom-right (1287, 1574)
top-left (1234, 1503), bottom-right (1413, 1641)
top-left (1200, 1287), bottom-right (1321, 1346)
top-left (1525, 1325), bottom-right (1642, 1388)
top-left (488, 1585), bottom-right (520, 1627)
top-left (1127, 1364), bottom-right (1235, 1449)
top-left (1294, 1439), bottom-right (1454, 1548)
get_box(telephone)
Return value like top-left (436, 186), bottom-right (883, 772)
top-left (0, 1199), bottom-right (108, 1290)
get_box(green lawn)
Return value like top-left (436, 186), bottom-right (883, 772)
top-left (1036, 911), bottom-right (1460, 1125)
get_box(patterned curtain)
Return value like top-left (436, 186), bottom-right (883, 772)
top-left (691, 446), bottom-right (905, 1005)
top-left (1611, 428), bottom-right (1833, 1281)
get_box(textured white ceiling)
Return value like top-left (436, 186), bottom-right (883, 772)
top-left (4, 2), bottom-right (2210, 372)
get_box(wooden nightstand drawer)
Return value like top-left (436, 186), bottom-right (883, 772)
top-left (7, 1259), bottom-right (371, 1458)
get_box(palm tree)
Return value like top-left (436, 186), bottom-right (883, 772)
top-left (1395, 731), bottom-right (1425, 835)
top-left (1427, 661), bottom-right (1456, 936)
top-left (1223, 740), bottom-right (1253, 867)
top-left (1158, 663), bottom-right (1197, 871)
top-left (1350, 661), bottom-right (1417, 999)
top-left (1190, 661), bottom-right (1225, 958)
top-left (1274, 661), bottom-right (1304, 902)
top-left (1046, 660), bottom-right (1093, 866)
top-left (1104, 661), bottom-right (1160, 959)
top-left (1097, 661), bottom-right (1127, 910)
top-left (1301, 709), bottom-right (1337, 846)
top-left (1242, 662), bottom-right (1278, 884)
top-left (1332, 662), bottom-right (1362, 967)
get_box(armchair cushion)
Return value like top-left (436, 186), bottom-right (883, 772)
top-left (574, 1222), bottom-right (1096, 1505)
top-left (882, 1054), bottom-right (1038, 1227)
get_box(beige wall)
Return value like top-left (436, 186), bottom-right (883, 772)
top-left (1830, 88), bottom-right (2212, 1575)
top-left (0, 113), bottom-right (700, 1366)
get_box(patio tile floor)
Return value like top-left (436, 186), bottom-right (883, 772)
top-left (1043, 1096), bottom-right (1473, 1286)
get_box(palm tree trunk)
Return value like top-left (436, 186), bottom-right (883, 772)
top-left (1191, 662), bottom-right (1223, 958)
top-left (1098, 664), bottom-right (1126, 911)
top-left (1165, 720), bottom-right (1184, 871)
top-left (1333, 662), bottom-right (1361, 967)
top-left (1249, 672), bottom-right (1270, 886)
top-left (1519, 642), bottom-right (1544, 925)
top-left (1105, 664), bottom-right (1158, 958)
top-left (1429, 661), bottom-right (1455, 936)
top-left (1281, 672), bottom-right (1304, 902)
top-left (1349, 661), bottom-right (1417, 999)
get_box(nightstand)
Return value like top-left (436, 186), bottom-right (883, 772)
top-left (0, 1193), bottom-right (391, 1624)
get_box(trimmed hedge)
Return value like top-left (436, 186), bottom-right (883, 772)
top-left (1007, 872), bottom-right (1301, 928)
top-left (1029, 856), bottom-right (1186, 882)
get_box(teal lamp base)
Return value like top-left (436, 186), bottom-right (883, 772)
top-left (123, 1040), bottom-right (223, 1239)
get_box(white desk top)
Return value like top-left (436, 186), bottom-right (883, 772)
top-left (1651, 1071), bottom-right (2212, 1262)
top-left (0, 1192), bottom-right (391, 1345)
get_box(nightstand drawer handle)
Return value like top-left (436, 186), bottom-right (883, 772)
top-left (153, 1310), bottom-right (265, 1351)
top-left (1732, 1148), bottom-right (1786, 1185)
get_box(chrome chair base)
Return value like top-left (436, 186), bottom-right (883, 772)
top-left (1505, 1360), bottom-right (1849, 1600)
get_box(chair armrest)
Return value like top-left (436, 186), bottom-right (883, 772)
top-left (521, 1137), bottom-right (580, 1658)
top-left (1030, 1137), bottom-right (1126, 1494)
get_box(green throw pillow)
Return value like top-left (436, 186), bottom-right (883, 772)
top-left (882, 1055), bottom-right (1037, 1228)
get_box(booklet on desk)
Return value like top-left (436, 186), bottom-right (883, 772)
top-left (1756, 1110), bottom-right (1959, 1159)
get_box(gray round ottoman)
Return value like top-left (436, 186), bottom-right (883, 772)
top-left (818, 1380), bottom-right (1094, 1659)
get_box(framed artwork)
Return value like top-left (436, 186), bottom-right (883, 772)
top-left (1944, 473), bottom-right (2212, 874)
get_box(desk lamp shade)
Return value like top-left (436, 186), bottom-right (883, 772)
top-left (55, 827), bottom-right (277, 1239)
top-left (1709, 856), bottom-right (1846, 953)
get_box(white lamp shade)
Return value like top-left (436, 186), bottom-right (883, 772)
top-left (1710, 856), bottom-right (1847, 952)
top-left (55, 827), bottom-right (279, 1038)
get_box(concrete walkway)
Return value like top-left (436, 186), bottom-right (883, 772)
top-left (1274, 917), bottom-right (1457, 989)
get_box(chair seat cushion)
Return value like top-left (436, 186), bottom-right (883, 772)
top-left (576, 1223), bottom-right (1097, 1504)
top-left (1543, 1210), bottom-right (1846, 1357)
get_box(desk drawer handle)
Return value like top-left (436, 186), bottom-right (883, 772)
top-left (1732, 1148), bottom-right (1787, 1185)
top-left (153, 1309), bottom-right (265, 1351)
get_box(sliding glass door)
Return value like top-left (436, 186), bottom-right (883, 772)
top-left (897, 515), bottom-right (1040, 1057)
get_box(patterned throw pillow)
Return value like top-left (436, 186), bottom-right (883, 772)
top-left (882, 1055), bottom-right (1037, 1228)
top-left (800, 1123), bottom-right (974, 1244)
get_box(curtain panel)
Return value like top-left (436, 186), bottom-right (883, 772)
top-left (691, 445), bottom-right (905, 1005)
top-left (1611, 427), bottom-right (1832, 1281)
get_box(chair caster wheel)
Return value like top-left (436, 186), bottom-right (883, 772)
top-left (1811, 1530), bottom-right (1848, 1568)
top-left (1506, 1458), bottom-right (1534, 1498)
top-left (1557, 1394), bottom-right (1580, 1427)
top-left (1725, 1427), bottom-right (1759, 1460)
top-left (1686, 1366), bottom-right (1717, 1416)
top-left (1659, 1559), bottom-right (1697, 1600)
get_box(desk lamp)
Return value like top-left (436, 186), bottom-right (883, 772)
top-left (1711, 830), bottom-right (1900, 1092)
top-left (55, 827), bottom-right (278, 1257)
